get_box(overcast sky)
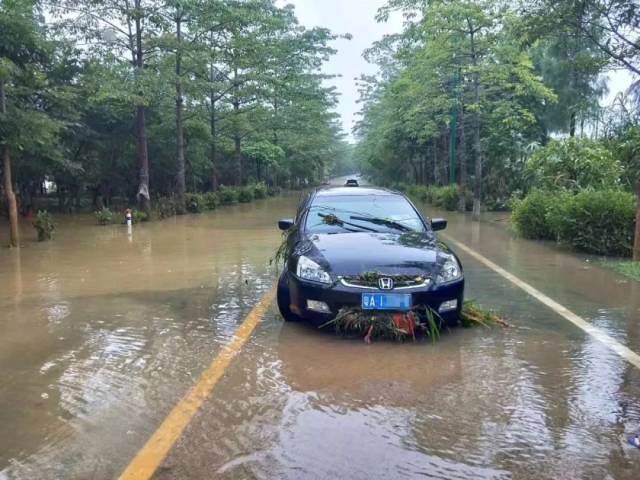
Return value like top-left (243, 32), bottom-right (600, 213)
top-left (284, 0), bottom-right (403, 139)
top-left (284, 1), bottom-right (634, 140)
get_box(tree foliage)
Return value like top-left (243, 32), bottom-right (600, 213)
top-left (1, 0), bottom-right (349, 227)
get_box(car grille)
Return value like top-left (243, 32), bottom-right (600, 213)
top-left (340, 275), bottom-right (430, 290)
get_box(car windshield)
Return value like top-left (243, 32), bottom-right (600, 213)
top-left (305, 194), bottom-right (426, 234)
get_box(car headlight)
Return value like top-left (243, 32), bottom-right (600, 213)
top-left (296, 255), bottom-right (332, 284)
top-left (436, 254), bottom-right (462, 284)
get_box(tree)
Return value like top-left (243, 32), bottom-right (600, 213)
top-left (53, 0), bottom-right (163, 214)
top-left (1, 0), bottom-right (61, 246)
top-left (522, 0), bottom-right (640, 260)
top-left (522, 0), bottom-right (640, 76)
top-left (356, 0), bottom-right (554, 218)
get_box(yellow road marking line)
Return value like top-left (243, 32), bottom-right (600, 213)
top-left (444, 235), bottom-right (640, 370)
top-left (119, 286), bottom-right (275, 480)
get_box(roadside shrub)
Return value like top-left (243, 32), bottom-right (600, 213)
top-left (389, 182), bottom-right (408, 192)
top-left (606, 125), bottom-right (640, 190)
top-left (551, 190), bottom-right (635, 256)
top-left (407, 185), bottom-right (429, 202)
top-left (34, 210), bottom-right (55, 241)
top-left (218, 186), bottom-right (239, 205)
top-left (132, 209), bottom-right (148, 223)
top-left (238, 186), bottom-right (254, 203)
top-left (185, 193), bottom-right (206, 213)
top-left (154, 197), bottom-right (178, 219)
top-left (94, 207), bottom-right (114, 225)
top-left (253, 182), bottom-right (268, 199)
top-left (432, 185), bottom-right (460, 211)
top-left (203, 192), bottom-right (218, 210)
top-left (511, 190), bottom-right (561, 240)
top-left (525, 138), bottom-right (622, 191)
top-left (408, 185), bottom-right (461, 211)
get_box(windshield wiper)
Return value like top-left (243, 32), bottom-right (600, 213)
top-left (318, 213), bottom-right (379, 232)
top-left (349, 215), bottom-right (412, 232)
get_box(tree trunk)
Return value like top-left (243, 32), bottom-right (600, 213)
top-left (273, 95), bottom-right (279, 145)
top-left (174, 15), bottom-right (186, 214)
top-left (409, 156), bottom-right (419, 184)
top-left (209, 93), bottom-right (218, 190)
top-left (634, 179), bottom-right (640, 261)
top-left (433, 141), bottom-right (440, 185)
top-left (569, 111), bottom-right (576, 137)
top-left (2, 146), bottom-right (19, 248)
top-left (442, 132), bottom-right (449, 185)
top-left (134, 0), bottom-right (150, 213)
top-left (1, 81), bottom-right (19, 247)
top-left (234, 131), bottom-right (241, 185)
top-left (458, 105), bottom-right (467, 212)
top-left (470, 29), bottom-right (482, 221)
top-left (232, 67), bottom-right (242, 185)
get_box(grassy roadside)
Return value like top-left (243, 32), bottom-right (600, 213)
top-left (601, 260), bottom-right (640, 282)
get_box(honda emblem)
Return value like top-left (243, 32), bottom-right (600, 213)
top-left (378, 277), bottom-right (394, 290)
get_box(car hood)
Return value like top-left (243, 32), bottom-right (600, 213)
top-left (298, 231), bottom-right (451, 277)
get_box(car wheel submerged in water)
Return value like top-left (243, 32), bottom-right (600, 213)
top-left (276, 185), bottom-right (464, 329)
top-left (277, 271), bottom-right (300, 322)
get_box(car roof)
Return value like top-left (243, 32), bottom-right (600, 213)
top-left (314, 186), bottom-right (399, 197)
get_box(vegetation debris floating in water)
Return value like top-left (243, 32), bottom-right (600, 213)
top-left (33, 210), bottom-right (55, 242)
top-left (317, 301), bottom-right (509, 343)
top-left (320, 305), bottom-right (441, 343)
top-left (460, 301), bottom-right (511, 328)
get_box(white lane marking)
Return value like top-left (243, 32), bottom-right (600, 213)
top-left (444, 235), bottom-right (640, 370)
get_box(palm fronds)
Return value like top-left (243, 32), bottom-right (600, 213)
top-left (460, 301), bottom-right (511, 328)
top-left (320, 305), bottom-right (444, 343)
top-left (318, 301), bottom-right (510, 343)
top-left (271, 223), bottom-right (299, 266)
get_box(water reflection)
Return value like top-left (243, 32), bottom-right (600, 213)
top-left (2, 194), bottom-right (640, 479)
top-left (0, 197), bottom-right (288, 478)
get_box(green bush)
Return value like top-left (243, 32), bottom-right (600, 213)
top-left (154, 197), bottom-right (178, 219)
top-left (432, 185), bottom-right (460, 211)
top-left (218, 186), bottom-right (239, 205)
top-left (185, 193), bottom-right (206, 213)
top-left (407, 185), bottom-right (461, 211)
top-left (238, 186), bottom-right (254, 203)
top-left (34, 210), bottom-right (55, 241)
top-left (203, 192), bottom-right (218, 210)
top-left (513, 190), bottom-right (636, 256)
top-left (511, 190), bottom-right (561, 240)
top-left (551, 190), bottom-right (635, 256)
top-left (526, 138), bottom-right (622, 191)
top-left (253, 182), bottom-right (268, 199)
top-left (94, 207), bottom-right (114, 225)
top-left (186, 192), bottom-right (219, 213)
top-left (407, 185), bottom-right (430, 202)
top-left (389, 182), bottom-right (408, 192)
top-left (132, 209), bottom-right (148, 223)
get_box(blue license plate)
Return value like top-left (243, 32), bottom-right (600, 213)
top-left (361, 293), bottom-right (412, 311)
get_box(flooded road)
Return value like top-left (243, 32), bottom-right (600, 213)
top-left (2, 186), bottom-right (640, 479)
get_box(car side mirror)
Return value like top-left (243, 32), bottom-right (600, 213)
top-left (431, 218), bottom-right (447, 231)
top-left (278, 218), bottom-right (295, 231)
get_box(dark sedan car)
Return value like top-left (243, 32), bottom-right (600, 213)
top-left (276, 186), bottom-right (464, 327)
top-left (344, 178), bottom-right (359, 187)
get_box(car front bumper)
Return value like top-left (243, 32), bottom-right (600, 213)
top-left (287, 273), bottom-right (465, 326)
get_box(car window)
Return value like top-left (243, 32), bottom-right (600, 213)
top-left (305, 194), bottom-right (426, 233)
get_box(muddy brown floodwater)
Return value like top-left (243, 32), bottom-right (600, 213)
top-left (1, 186), bottom-right (640, 479)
